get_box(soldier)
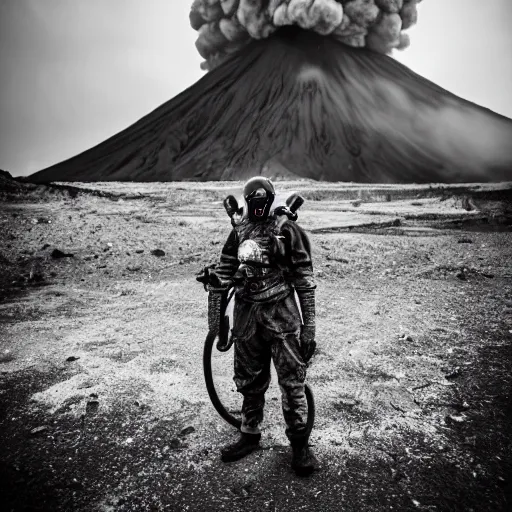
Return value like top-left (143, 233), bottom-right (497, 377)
top-left (207, 176), bottom-right (318, 476)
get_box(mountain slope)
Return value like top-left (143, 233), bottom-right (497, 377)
top-left (30, 28), bottom-right (512, 183)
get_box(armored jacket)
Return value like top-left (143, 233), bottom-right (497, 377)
top-left (215, 216), bottom-right (315, 303)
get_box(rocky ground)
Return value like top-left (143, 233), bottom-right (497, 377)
top-left (1, 178), bottom-right (511, 511)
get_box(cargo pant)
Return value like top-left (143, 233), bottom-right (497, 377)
top-left (232, 291), bottom-right (308, 441)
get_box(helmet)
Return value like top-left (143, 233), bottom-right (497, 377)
top-left (243, 177), bottom-right (275, 222)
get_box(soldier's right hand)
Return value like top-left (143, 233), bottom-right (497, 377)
top-left (208, 290), bottom-right (223, 333)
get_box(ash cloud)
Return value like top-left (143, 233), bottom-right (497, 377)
top-left (190, 0), bottom-right (422, 70)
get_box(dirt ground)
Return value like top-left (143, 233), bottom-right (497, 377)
top-left (1, 180), bottom-right (511, 512)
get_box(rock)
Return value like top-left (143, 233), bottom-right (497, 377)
top-left (0, 350), bottom-right (15, 363)
top-left (151, 249), bottom-right (165, 257)
top-left (444, 367), bottom-right (461, 380)
top-left (66, 356), bottom-right (80, 362)
top-left (456, 272), bottom-right (467, 281)
top-left (77, 379), bottom-right (95, 389)
top-left (170, 438), bottom-right (181, 449)
top-left (86, 400), bottom-right (99, 414)
top-left (446, 414), bottom-right (466, 424)
top-left (180, 426), bottom-right (195, 436)
top-left (126, 265), bottom-right (142, 272)
top-left (30, 426), bottom-right (48, 435)
top-left (41, 243), bottom-right (51, 250)
top-left (51, 249), bottom-right (74, 259)
top-left (399, 334), bottom-right (414, 342)
top-left (326, 255), bottom-right (349, 264)
top-left (338, 398), bottom-right (357, 407)
top-left (135, 249), bottom-right (144, 254)
top-left (457, 238), bottom-right (473, 244)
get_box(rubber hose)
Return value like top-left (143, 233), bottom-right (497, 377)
top-left (203, 331), bottom-right (315, 435)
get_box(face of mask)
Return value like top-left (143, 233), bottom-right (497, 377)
top-left (243, 178), bottom-right (275, 222)
top-left (246, 188), bottom-right (271, 221)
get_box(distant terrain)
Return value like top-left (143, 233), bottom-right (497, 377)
top-left (29, 29), bottom-right (512, 184)
top-left (1, 178), bottom-right (511, 511)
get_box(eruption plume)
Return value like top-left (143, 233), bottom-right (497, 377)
top-left (191, 0), bottom-right (421, 70)
top-left (30, 2), bottom-right (512, 184)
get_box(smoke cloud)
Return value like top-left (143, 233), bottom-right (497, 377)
top-left (190, 0), bottom-right (423, 70)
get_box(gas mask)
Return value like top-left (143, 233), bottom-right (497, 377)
top-left (243, 177), bottom-right (275, 222)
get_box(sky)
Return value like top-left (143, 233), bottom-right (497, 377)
top-left (0, 0), bottom-right (511, 177)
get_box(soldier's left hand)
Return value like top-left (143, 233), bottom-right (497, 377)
top-left (301, 324), bottom-right (316, 363)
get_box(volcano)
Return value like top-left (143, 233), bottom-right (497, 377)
top-left (30, 28), bottom-right (512, 184)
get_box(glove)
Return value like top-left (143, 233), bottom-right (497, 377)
top-left (196, 264), bottom-right (217, 291)
top-left (296, 288), bottom-right (316, 363)
top-left (301, 324), bottom-right (316, 363)
top-left (208, 288), bottom-right (224, 334)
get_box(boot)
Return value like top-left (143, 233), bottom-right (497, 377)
top-left (221, 432), bottom-right (261, 463)
top-left (291, 438), bottom-right (319, 477)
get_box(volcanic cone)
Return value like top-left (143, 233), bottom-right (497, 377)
top-left (30, 28), bottom-right (512, 183)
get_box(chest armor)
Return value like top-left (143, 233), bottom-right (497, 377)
top-left (233, 219), bottom-right (290, 302)
top-left (235, 219), bottom-right (278, 266)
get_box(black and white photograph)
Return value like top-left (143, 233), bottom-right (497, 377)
top-left (1, 1), bottom-right (511, 510)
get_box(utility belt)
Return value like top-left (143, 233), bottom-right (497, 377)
top-left (234, 265), bottom-right (291, 303)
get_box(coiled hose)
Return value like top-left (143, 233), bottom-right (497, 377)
top-left (203, 330), bottom-right (315, 435)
